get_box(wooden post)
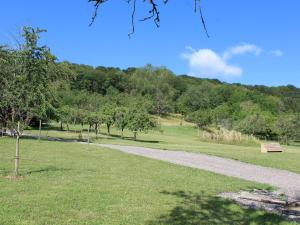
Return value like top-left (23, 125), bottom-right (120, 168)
top-left (87, 126), bottom-right (90, 150)
top-left (38, 119), bottom-right (42, 141)
top-left (15, 122), bottom-right (20, 177)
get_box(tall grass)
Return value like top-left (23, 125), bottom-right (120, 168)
top-left (200, 127), bottom-right (260, 146)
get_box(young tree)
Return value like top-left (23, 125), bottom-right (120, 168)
top-left (275, 115), bottom-right (297, 145)
top-left (115, 107), bottom-right (129, 138)
top-left (84, 111), bottom-right (102, 138)
top-left (101, 105), bottom-right (116, 135)
top-left (57, 106), bottom-right (73, 131)
top-left (0, 26), bottom-right (67, 177)
top-left (126, 108), bottom-right (157, 141)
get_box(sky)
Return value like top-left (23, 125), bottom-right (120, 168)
top-left (0, 0), bottom-right (299, 87)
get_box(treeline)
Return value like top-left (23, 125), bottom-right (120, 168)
top-left (1, 27), bottom-right (300, 143)
top-left (65, 63), bottom-right (300, 143)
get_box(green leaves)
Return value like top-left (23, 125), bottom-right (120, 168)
top-left (126, 108), bottom-right (157, 140)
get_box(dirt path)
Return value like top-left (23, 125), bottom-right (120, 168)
top-left (93, 143), bottom-right (300, 200)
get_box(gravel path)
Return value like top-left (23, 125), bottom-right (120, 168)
top-left (95, 143), bottom-right (300, 199)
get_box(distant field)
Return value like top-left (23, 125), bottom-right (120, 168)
top-left (1, 138), bottom-right (295, 225)
top-left (27, 118), bottom-right (300, 174)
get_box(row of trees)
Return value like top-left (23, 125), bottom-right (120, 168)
top-left (58, 105), bottom-right (157, 140)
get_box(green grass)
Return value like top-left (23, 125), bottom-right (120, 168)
top-left (29, 122), bottom-right (300, 174)
top-left (0, 137), bottom-right (295, 225)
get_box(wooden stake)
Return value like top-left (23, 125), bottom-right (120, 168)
top-left (87, 126), bottom-right (90, 150)
top-left (38, 120), bottom-right (42, 141)
top-left (15, 122), bottom-right (20, 177)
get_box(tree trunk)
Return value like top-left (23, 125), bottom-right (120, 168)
top-left (15, 122), bottom-right (20, 177)
top-left (87, 126), bottom-right (90, 149)
top-left (107, 124), bottom-right (110, 135)
top-left (38, 120), bottom-right (42, 141)
top-left (60, 121), bottom-right (63, 131)
top-left (133, 131), bottom-right (137, 141)
top-left (95, 123), bottom-right (98, 139)
top-left (121, 128), bottom-right (124, 138)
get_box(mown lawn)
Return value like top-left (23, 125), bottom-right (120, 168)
top-left (28, 121), bottom-right (300, 174)
top-left (0, 138), bottom-right (295, 225)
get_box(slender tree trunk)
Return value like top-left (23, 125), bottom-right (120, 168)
top-left (60, 121), bottom-right (63, 131)
top-left (107, 124), bottom-right (110, 135)
top-left (121, 128), bottom-right (124, 138)
top-left (95, 123), bottom-right (98, 139)
top-left (73, 119), bottom-right (76, 132)
top-left (87, 126), bottom-right (90, 149)
top-left (133, 131), bottom-right (137, 141)
top-left (38, 120), bottom-right (42, 141)
top-left (15, 122), bottom-right (20, 177)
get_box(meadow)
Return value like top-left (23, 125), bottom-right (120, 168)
top-left (0, 137), bottom-right (296, 225)
top-left (27, 116), bottom-right (300, 174)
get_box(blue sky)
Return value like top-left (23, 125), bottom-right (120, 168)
top-left (0, 0), bottom-right (299, 87)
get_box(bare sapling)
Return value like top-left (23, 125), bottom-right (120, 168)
top-left (15, 122), bottom-right (20, 177)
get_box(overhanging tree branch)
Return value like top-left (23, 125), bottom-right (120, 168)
top-left (88, 0), bottom-right (209, 37)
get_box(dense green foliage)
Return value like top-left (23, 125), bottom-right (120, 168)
top-left (0, 27), bottom-right (73, 130)
top-left (64, 63), bottom-right (300, 142)
top-left (1, 27), bottom-right (299, 142)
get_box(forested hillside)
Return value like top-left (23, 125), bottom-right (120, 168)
top-left (1, 27), bottom-right (299, 143)
top-left (61, 62), bottom-right (299, 140)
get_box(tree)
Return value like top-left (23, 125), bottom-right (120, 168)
top-left (0, 27), bottom-right (64, 132)
top-left (275, 115), bottom-right (298, 145)
top-left (115, 107), bottom-right (129, 137)
top-left (101, 105), bottom-right (116, 135)
top-left (126, 108), bottom-right (157, 140)
top-left (85, 111), bottom-right (102, 138)
top-left (0, 26), bottom-right (70, 177)
top-left (88, 0), bottom-right (209, 37)
top-left (188, 110), bottom-right (212, 136)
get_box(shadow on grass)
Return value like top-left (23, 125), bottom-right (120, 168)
top-left (18, 132), bottom-right (162, 146)
top-left (25, 166), bottom-right (70, 175)
top-left (96, 132), bottom-right (162, 144)
top-left (147, 191), bottom-right (288, 225)
top-left (20, 134), bottom-right (80, 143)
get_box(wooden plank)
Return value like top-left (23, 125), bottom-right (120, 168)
top-left (261, 143), bottom-right (283, 153)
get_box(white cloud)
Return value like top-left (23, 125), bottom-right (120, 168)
top-left (181, 44), bottom-right (264, 81)
top-left (270, 50), bottom-right (283, 57)
top-left (185, 46), bottom-right (196, 52)
top-left (181, 48), bottom-right (242, 80)
top-left (223, 43), bottom-right (262, 60)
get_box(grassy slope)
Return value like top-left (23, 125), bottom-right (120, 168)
top-left (0, 138), bottom-right (295, 225)
top-left (29, 119), bottom-right (300, 174)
